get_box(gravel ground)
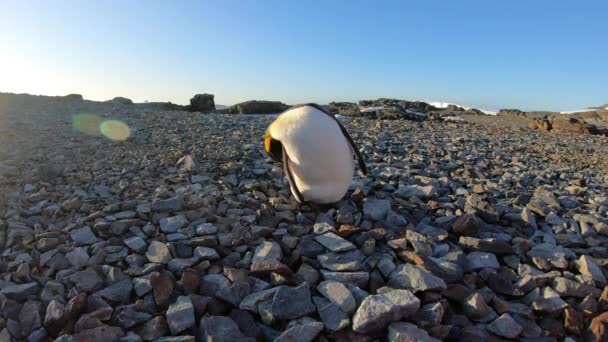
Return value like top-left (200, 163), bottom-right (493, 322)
top-left (1, 98), bottom-right (608, 341)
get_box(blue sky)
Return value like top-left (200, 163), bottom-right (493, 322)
top-left (1, 0), bottom-right (606, 111)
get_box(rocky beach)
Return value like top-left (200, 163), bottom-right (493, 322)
top-left (2, 92), bottom-right (608, 342)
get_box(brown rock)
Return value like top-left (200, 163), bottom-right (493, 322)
top-left (350, 188), bottom-right (366, 203)
top-left (135, 316), bottom-right (168, 341)
top-left (590, 311), bottom-right (608, 342)
top-left (563, 307), bottom-right (584, 335)
top-left (150, 271), bottom-right (175, 307)
top-left (180, 268), bottom-right (200, 294)
top-left (451, 214), bottom-right (482, 236)
top-left (337, 224), bottom-right (362, 238)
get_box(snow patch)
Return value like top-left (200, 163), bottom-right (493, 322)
top-left (427, 100), bottom-right (497, 115)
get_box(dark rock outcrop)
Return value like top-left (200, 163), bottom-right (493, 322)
top-left (64, 94), bottom-right (83, 100)
top-left (188, 94), bottom-right (215, 113)
top-left (225, 100), bottom-right (288, 114)
top-left (109, 97), bottom-right (133, 105)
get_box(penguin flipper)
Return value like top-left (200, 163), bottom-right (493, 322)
top-left (334, 119), bottom-right (368, 177)
top-left (282, 145), bottom-right (304, 203)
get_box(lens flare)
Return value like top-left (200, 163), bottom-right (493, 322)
top-left (72, 113), bottom-right (102, 136)
top-left (100, 120), bottom-right (131, 141)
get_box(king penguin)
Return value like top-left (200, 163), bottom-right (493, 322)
top-left (264, 103), bottom-right (367, 204)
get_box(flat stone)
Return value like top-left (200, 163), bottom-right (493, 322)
top-left (95, 278), bottom-right (132, 303)
top-left (199, 316), bottom-right (254, 342)
top-left (239, 287), bottom-right (280, 313)
top-left (70, 226), bottom-right (99, 245)
top-left (363, 199), bottom-right (391, 221)
top-left (269, 284), bottom-right (315, 320)
top-left (394, 185), bottom-right (437, 199)
top-left (196, 223), bottom-right (218, 235)
top-left (320, 270), bottom-right (369, 288)
top-left (314, 232), bottom-right (356, 252)
top-left (67, 268), bottom-right (104, 292)
top-left (160, 216), bottom-right (188, 233)
top-left (194, 246), bottom-right (220, 260)
top-left (124, 236), bottom-right (147, 253)
top-left (318, 249), bottom-right (365, 271)
top-left (166, 296), bottom-right (195, 335)
top-left (388, 322), bottom-right (441, 342)
top-left (1, 282), bottom-right (40, 301)
top-left (465, 252), bottom-right (500, 271)
top-left (253, 240), bottom-right (282, 261)
top-left (66, 247), bottom-right (90, 268)
top-left (274, 320), bottom-right (324, 342)
top-left (216, 282), bottom-right (251, 307)
top-left (388, 264), bottom-right (447, 292)
top-left (73, 326), bottom-right (125, 341)
top-left (313, 296), bottom-right (350, 331)
top-left (552, 277), bottom-right (602, 298)
top-left (352, 289), bottom-right (420, 334)
top-left (317, 280), bottom-right (356, 314)
top-left (152, 197), bottom-right (184, 213)
top-left (135, 316), bottom-right (168, 341)
top-left (487, 313), bottom-right (522, 339)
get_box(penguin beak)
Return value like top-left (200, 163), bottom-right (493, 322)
top-left (264, 134), bottom-right (283, 163)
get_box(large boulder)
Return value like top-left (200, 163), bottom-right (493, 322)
top-left (529, 115), bottom-right (600, 135)
top-left (189, 94), bottom-right (215, 113)
top-left (328, 102), bottom-right (361, 116)
top-left (109, 97), bottom-right (133, 105)
top-left (226, 100), bottom-right (288, 114)
top-left (64, 94), bottom-right (83, 100)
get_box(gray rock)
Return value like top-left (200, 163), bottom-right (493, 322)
top-left (317, 280), bottom-right (356, 314)
top-left (578, 255), bottom-right (607, 286)
top-left (1, 282), bottom-right (40, 301)
top-left (465, 252), bottom-right (500, 271)
top-left (388, 322), bottom-right (441, 342)
top-left (313, 296), bottom-right (350, 331)
top-left (160, 216), bottom-right (188, 233)
top-left (95, 278), bottom-right (132, 303)
top-left (194, 246), bottom-right (220, 260)
top-left (215, 282), bottom-right (251, 307)
top-left (196, 223), bottom-right (218, 235)
top-left (320, 270), bottom-right (369, 288)
top-left (551, 277), bottom-right (602, 297)
top-left (252, 240), bottom-right (282, 261)
top-left (146, 241), bottom-right (172, 264)
top-left (269, 284), bottom-right (315, 320)
top-left (239, 287), bottom-right (280, 313)
top-left (463, 293), bottom-right (497, 322)
top-left (166, 296), bottom-right (195, 335)
top-left (66, 247), bottom-right (90, 268)
top-left (363, 199), bottom-right (391, 221)
top-left (487, 313), bottom-right (522, 339)
top-left (388, 264), bottom-right (447, 292)
top-left (199, 316), bottom-right (254, 342)
top-left (314, 232), bottom-right (356, 252)
top-left (114, 306), bottom-right (152, 329)
top-left (274, 320), bottom-right (324, 342)
top-left (124, 236), bottom-right (147, 253)
top-left (352, 289), bottom-right (421, 333)
top-left (394, 185), bottom-right (437, 199)
top-left (152, 197), bottom-right (184, 212)
top-left (318, 249), bottom-right (365, 271)
top-left (67, 268), bottom-right (104, 292)
top-left (70, 226), bottom-right (99, 245)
